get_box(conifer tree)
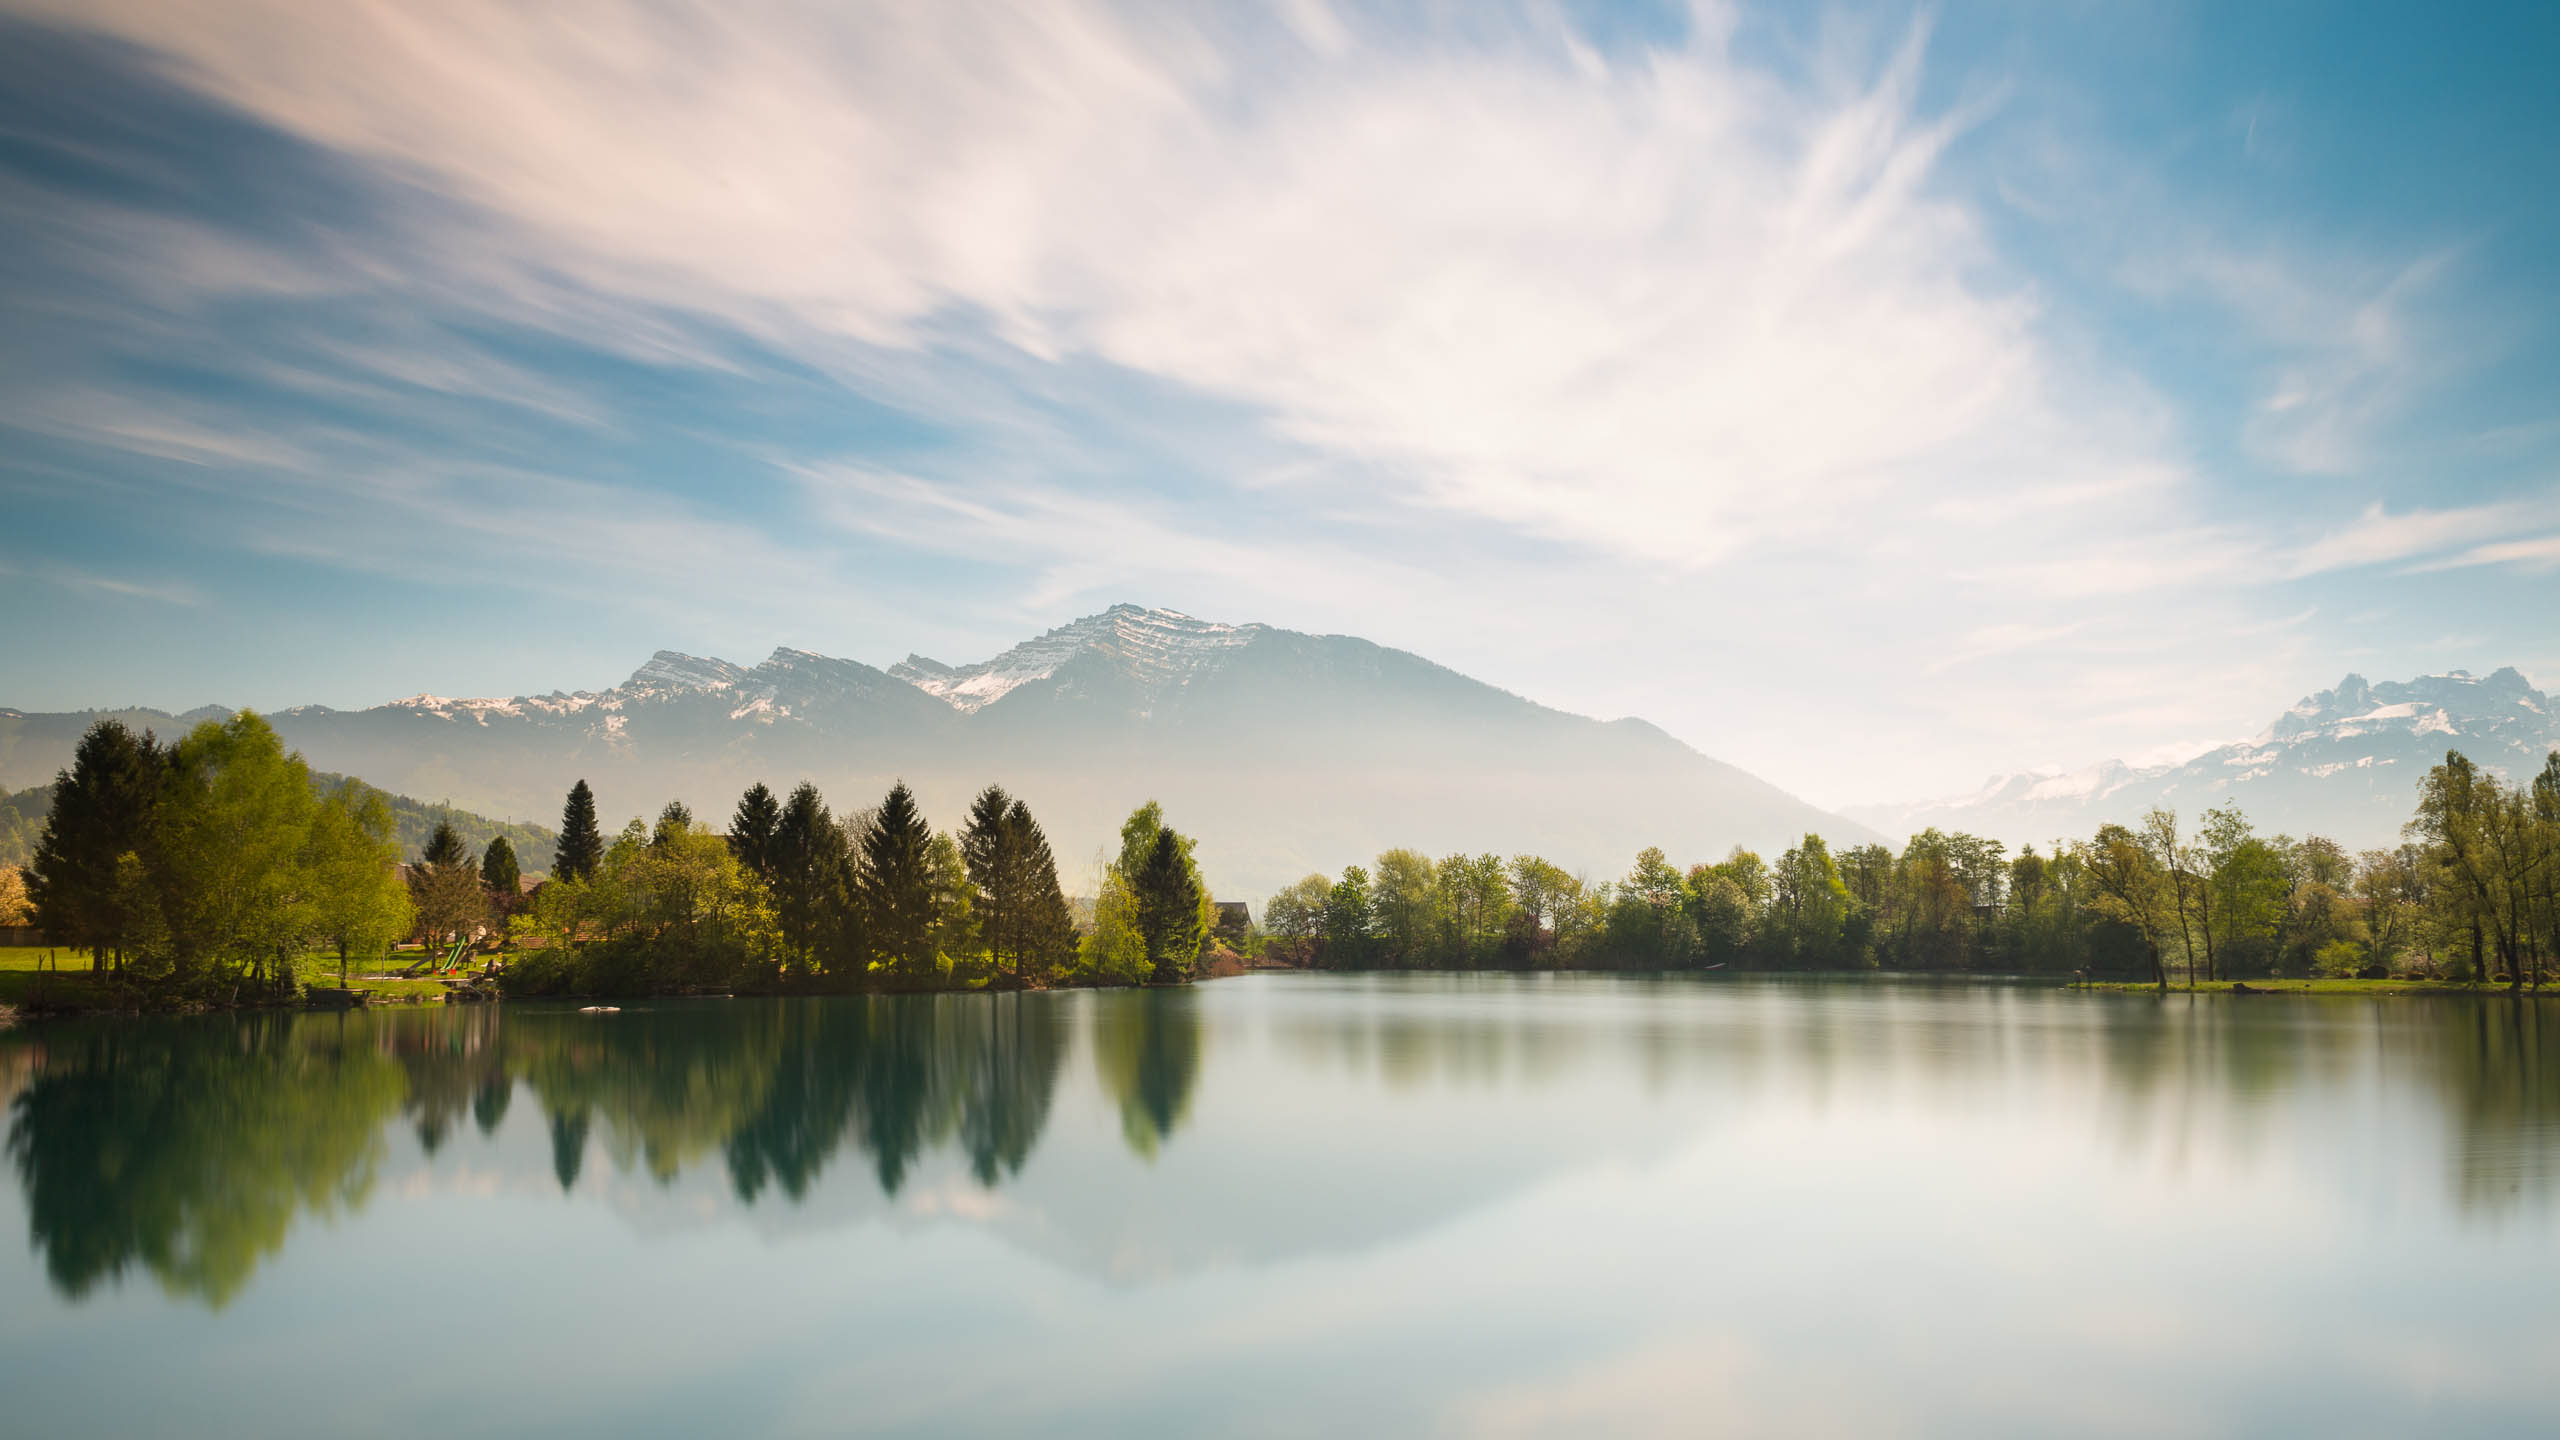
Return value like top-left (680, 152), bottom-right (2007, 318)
top-left (481, 835), bottom-right (521, 898)
top-left (729, 782), bottom-right (782, 879)
top-left (653, 800), bottom-right (694, 848)
top-left (1007, 799), bottom-right (1077, 983)
top-left (1136, 828), bottom-right (1205, 984)
top-left (858, 782), bottom-right (939, 981)
top-left (961, 785), bottom-right (1017, 975)
top-left (555, 780), bottom-right (603, 883)
top-left (422, 820), bottom-right (472, 872)
top-left (27, 718), bottom-right (166, 974)
top-left (771, 782), bottom-right (848, 973)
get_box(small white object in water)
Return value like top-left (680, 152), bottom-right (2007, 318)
top-left (578, 1005), bottom-right (620, 1014)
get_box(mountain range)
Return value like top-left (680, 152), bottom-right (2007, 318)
top-left (1846, 667), bottom-right (2560, 852)
top-left (0, 606), bottom-right (1869, 898)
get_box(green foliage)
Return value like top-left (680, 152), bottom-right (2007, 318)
top-left (480, 835), bottom-right (521, 897)
top-left (961, 786), bottom-right (1075, 985)
top-left (1135, 828), bottom-right (1204, 984)
top-left (306, 781), bottom-right (414, 986)
top-left (27, 718), bottom-right (166, 969)
top-left (728, 782), bottom-right (781, 879)
top-left (857, 783), bottom-right (942, 983)
top-left (421, 820), bottom-right (471, 871)
top-left (0, 784), bottom-right (48, 868)
top-left (554, 779), bottom-right (603, 883)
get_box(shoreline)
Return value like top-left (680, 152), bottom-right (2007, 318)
top-left (7, 964), bottom-right (2554, 1022)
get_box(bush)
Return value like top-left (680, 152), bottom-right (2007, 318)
top-left (2314, 939), bottom-right (2366, 979)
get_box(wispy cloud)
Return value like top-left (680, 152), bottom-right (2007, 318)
top-left (0, 560), bottom-right (202, 606)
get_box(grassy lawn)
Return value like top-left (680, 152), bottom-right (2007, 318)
top-left (0, 944), bottom-right (454, 1008)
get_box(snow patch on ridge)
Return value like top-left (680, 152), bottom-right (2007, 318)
top-left (891, 605), bottom-right (1265, 713)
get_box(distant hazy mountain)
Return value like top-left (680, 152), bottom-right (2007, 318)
top-left (1847, 668), bottom-right (2560, 852)
top-left (0, 606), bottom-right (1870, 897)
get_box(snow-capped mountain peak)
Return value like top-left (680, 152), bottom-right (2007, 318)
top-left (1847, 666), bottom-right (2559, 850)
top-left (626, 650), bottom-right (749, 693)
top-left (890, 604), bottom-right (1266, 713)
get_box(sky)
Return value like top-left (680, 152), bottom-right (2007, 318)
top-left (0, 0), bottom-right (2555, 811)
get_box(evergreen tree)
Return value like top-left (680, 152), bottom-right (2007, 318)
top-left (555, 780), bottom-right (603, 883)
top-left (422, 820), bottom-right (473, 872)
top-left (858, 782), bottom-right (938, 981)
top-left (961, 785), bottom-right (1018, 976)
top-left (481, 835), bottom-right (521, 898)
top-left (771, 782), bottom-right (849, 974)
top-left (1135, 828), bottom-right (1205, 984)
top-left (27, 718), bottom-right (166, 974)
top-left (729, 782), bottom-right (782, 879)
top-left (1007, 799), bottom-right (1076, 983)
top-left (653, 800), bottom-right (695, 848)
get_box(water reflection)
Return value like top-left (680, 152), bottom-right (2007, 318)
top-left (5, 1014), bottom-right (403, 1306)
top-left (4, 981), bottom-right (2558, 1312)
top-left (1092, 989), bottom-right (1203, 1158)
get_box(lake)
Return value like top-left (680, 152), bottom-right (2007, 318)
top-left (2, 975), bottom-right (2555, 1437)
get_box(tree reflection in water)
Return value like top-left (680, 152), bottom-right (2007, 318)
top-left (10, 984), bottom-right (2551, 1312)
top-left (1092, 988), bottom-right (1203, 1159)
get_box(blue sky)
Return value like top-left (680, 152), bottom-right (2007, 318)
top-left (0, 0), bottom-right (2554, 808)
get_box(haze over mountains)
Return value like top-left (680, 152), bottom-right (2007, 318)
top-left (1848, 668), bottom-right (2560, 852)
top-left (0, 606), bottom-right (1869, 898)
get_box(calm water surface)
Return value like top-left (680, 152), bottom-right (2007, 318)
top-left (3, 975), bottom-right (2556, 1437)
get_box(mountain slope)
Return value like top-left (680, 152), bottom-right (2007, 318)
top-left (0, 606), bottom-right (1870, 896)
top-left (1847, 668), bottom-right (2560, 851)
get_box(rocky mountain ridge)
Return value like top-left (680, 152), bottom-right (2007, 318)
top-left (1847, 667), bottom-right (2559, 850)
top-left (0, 606), bottom-right (1870, 897)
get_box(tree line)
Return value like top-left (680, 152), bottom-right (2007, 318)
top-left (16, 711), bottom-right (1229, 1000)
top-left (511, 773), bottom-right (1224, 994)
top-left (1264, 749), bottom-right (2560, 991)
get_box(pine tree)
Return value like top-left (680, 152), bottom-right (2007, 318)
top-left (27, 718), bottom-right (166, 974)
top-left (481, 835), bottom-right (521, 898)
top-left (858, 782), bottom-right (938, 981)
top-left (555, 780), bottom-right (603, 882)
top-left (422, 820), bottom-right (472, 872)
top-left (961, 785), bottom-right (1016, 976)
top-left (729, 782), bottom-right (782, 879)
top-left (1136, 828), bottom-right (1205, 985)
top-left (653, 800), bottom-right (694, 848)
top-left (1008, 799), bottom-right (1076, 983)
top-left (771, 782), bottom-right (848, 974)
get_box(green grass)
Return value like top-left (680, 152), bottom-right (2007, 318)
top-left (0, 944), bottom-right (455, 1009)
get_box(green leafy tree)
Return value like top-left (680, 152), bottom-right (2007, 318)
top-left (0, 864), bottom-right (29, 926)
top-left (306, 780), bottom-right (415, 986)
top-left (156, 712), bottom-right (323, 990)
top-left (555, 780), bottom-right (604, 883)
top-left (1322, 864), bottom-right (1375, 966)
top-left (1261, 873), bottom-right (1333, 964)
top-left (2081, 822), bottom-right (2172, 989)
